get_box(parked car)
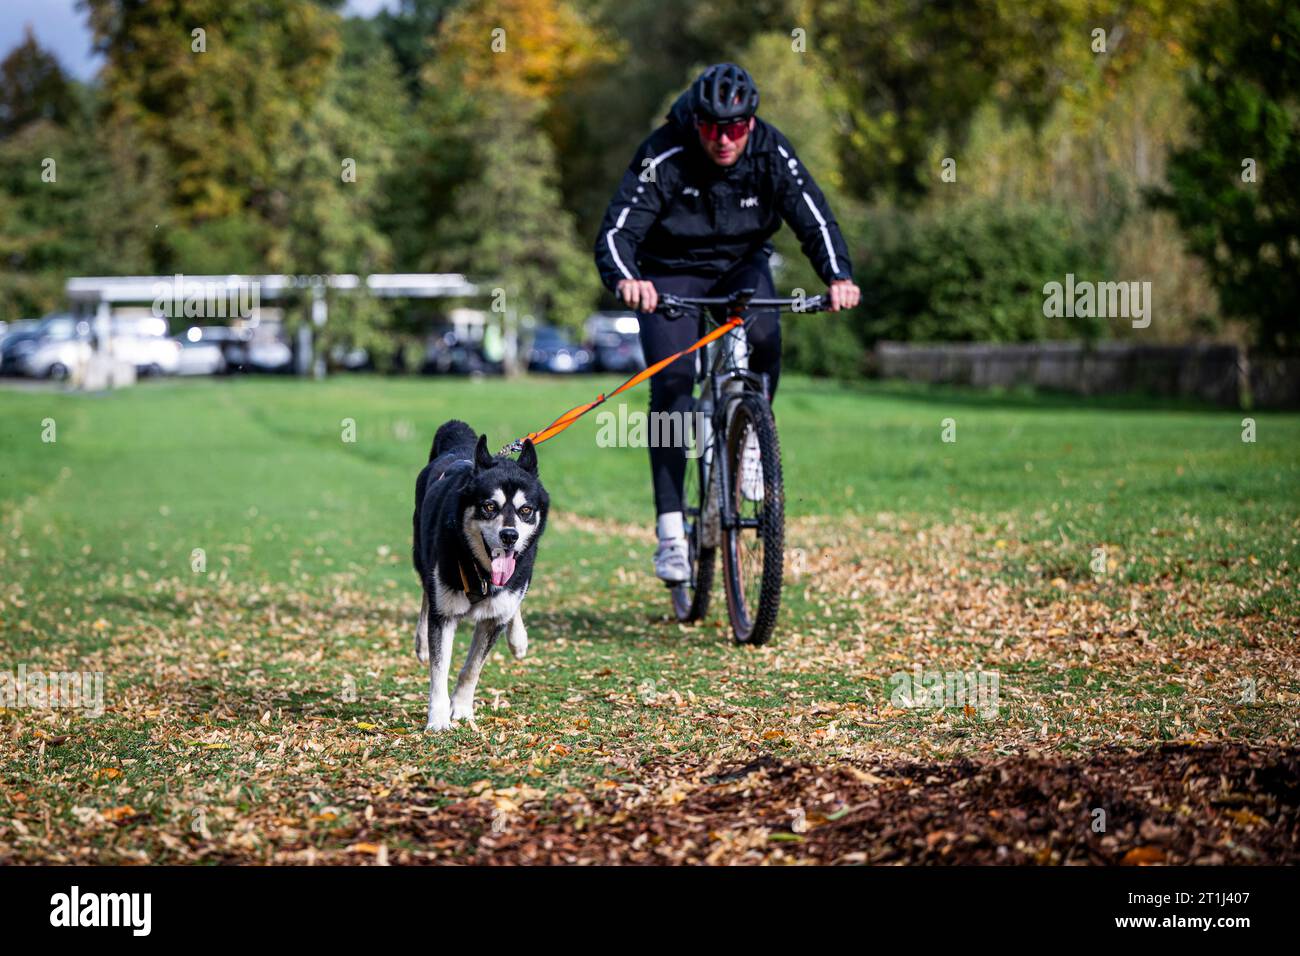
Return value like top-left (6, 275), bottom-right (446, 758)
top-left (183, 326), bottom-right (248, 371)
top-left (178, 325), bottom-right (292, 373)
top-left (421, 330), bottom-right (501, 376)
top-left (247, 336), bottom-right (293, 372)
top-left (528, 325), bottom-right (594, 374)
top-left (585, 312), bottom-right (645, 373)
top-left (95, 317), bottom-right (179, 376)
top-left (2, 315), bottom-right (89, 378)
top-left (175, 336), bottom-right (227, 376)
top-left (20, 322), bottom-right (94, 380)
top-left (112, 333), bottom-right (181, 376)
top-left (0, 319), bottom-right (40, 351)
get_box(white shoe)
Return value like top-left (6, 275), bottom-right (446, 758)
top-left (740, 428), bottom-right (764, 501)
top-left (654, 536), bottom-right (690, 583)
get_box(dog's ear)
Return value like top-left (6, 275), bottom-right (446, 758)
top-left (518, 439), bottom-right (538, 476)
top-left (474, 434), bottom-right (494, 470)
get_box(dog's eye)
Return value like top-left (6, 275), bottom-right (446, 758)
top-left (481, 500), bottom-right (498, 514)
top-left (519, 506), bottom-right (533, 519)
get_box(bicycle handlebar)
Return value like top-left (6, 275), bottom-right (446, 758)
top-left (658, 288), bottom-right (829, 319)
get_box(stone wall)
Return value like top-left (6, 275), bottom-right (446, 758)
top-left (872, 341), bottom-right (1298, 408)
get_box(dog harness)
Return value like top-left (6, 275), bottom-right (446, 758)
top-left (456, 554), bottom-right (491, 604)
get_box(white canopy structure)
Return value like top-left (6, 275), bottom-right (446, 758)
top-left (66, 272), bottom-right (480, 308)
top-left (64, 273), bottom-right (487, 382)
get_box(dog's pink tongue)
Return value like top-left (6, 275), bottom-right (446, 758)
top-left (491, 553), bottom-right (516, 587)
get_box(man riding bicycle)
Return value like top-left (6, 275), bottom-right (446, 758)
top-left (593, 63), bottom-right (861, 584)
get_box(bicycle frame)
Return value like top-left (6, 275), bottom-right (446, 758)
top-left (697, 313), bottom-right (759, 536)
top-left (660, 289), bottom-right (827, 535)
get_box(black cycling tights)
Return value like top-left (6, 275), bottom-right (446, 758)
top-left (636, 250), bottom-right (780, 516)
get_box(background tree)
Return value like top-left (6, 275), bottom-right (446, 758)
top-left (375, 0), bottom-right (459, 96)
top-left (807, 0), bottom-right (1074, 203)
top-left (276, 18), bottom-right (406, 368)
top-left (1154, 0), bottom-right (1300, 351)
top-left (434, 0), bottom-right (612, 103)
top-left (82, 0), bottom-right (338, 230)
top-left (426, 0), bottom-right (609, 331)
top-left (0, 105), bottom-right (168, 319)
top-left (0, 26), bottom-right (77, 139)
top-left (434, 95), bottom-right (598, 333)
top-left (271, 17), bottom-right (401, 277)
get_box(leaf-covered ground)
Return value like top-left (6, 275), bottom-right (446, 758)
top-left (0, 376), bottom-right (1297, 864)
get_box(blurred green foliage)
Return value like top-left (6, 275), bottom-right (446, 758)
top-left (1154, 0), bottom-right (1300, 352)
top-left (857, 202), bottom-right (1110, 344)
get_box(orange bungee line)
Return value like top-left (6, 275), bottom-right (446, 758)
top-left (498, 315), bottom-right (743, 455)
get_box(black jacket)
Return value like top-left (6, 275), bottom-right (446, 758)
top-left (594, 91), bottom-right (853, 291)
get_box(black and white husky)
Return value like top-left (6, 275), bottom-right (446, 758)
top-left (412, 420), bottom-right (549, 731)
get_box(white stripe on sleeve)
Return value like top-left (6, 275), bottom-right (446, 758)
top-left (801, 191), bottom-right (840, 275)
top-left (606, 147), bottom-right (682, 282)
top-left (606, 206), bottom-right (634, 280)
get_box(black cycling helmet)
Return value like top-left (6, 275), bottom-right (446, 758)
top-left (691, 63), bottom-right (759, 122)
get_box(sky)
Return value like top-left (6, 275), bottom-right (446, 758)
top-left (0, 0), bottom-right (400, 81)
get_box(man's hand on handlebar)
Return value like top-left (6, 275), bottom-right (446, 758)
top-left (623, 278), bottom-right (856, 315)
top-left (617, 278), bottom-right (658, 314)
top-left (828, 278), bottom-right (861, 312)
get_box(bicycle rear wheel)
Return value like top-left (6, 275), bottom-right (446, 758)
top-left (671, 404), bottom-right (716, 623)
top-left (721, 392), bottom-right (784, 645)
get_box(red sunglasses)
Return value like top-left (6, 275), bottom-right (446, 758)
top-left (696, 118), bottom-right (750, 142)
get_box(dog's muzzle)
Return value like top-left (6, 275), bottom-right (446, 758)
top-left (487, 528), bottom-right (519, 586)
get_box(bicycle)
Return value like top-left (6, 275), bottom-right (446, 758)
top-left (658, 287), bottom-right (829, 645)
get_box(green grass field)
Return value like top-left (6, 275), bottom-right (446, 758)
top-left (1, 375), bottom-right (1297, 864)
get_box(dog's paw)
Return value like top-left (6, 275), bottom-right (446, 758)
top-left (425, 714), bottom-right (452, 733)
top-left (426, 699), bottom-right (452, 732)
top-left (449, 696), bottom-right (475, 724)
top-left (415, 638), bottom-right (429, 665)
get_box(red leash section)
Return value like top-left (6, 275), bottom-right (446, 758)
top-left (498, 316), bottom-right (742, 455)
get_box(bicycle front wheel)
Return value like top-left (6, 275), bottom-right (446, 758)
top-left (672, 401), bottom-right (716, 623)
top-left (721, 393), bottom-right (784, 645)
